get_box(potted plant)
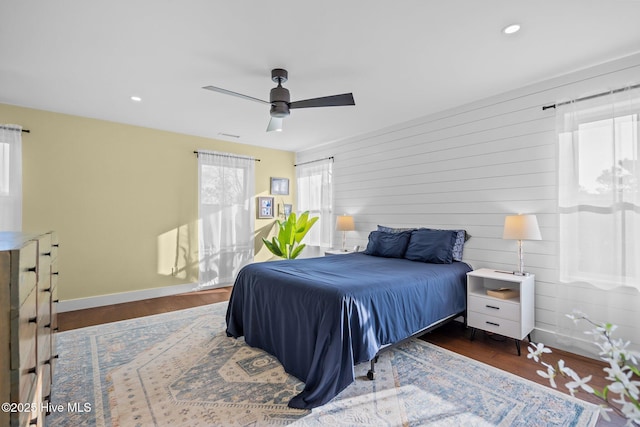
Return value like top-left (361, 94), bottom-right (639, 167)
top-left (262, 211), bottom-right (318, 259)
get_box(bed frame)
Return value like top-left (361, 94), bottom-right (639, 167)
top-left (366, 310), bottom-right (466, 380)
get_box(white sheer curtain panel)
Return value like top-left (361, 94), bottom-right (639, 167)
top-left (557, 86), bottom-right (640, 291)
top-left (197, 151), bottom-right (255, 289)
top-left (296, 159), bottom-right (333, 247)
top-left (0, 125), bottom-right (23, 231)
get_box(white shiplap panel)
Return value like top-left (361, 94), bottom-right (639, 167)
top-left (297, 53), bottom-right (640, 358)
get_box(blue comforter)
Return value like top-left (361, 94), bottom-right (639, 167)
top-left (225, 252), bottom-right (471, 409)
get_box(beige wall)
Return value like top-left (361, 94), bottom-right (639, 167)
top-left (1, 103), bottom-right (295, 301)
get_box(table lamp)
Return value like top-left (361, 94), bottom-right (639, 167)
top-left (503, 214), bottom-right (542, 276)
top-left (336, 215), bottom-right (355, 251)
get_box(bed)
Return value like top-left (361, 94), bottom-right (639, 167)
top-left (225, 228), bottom-right (471, 409)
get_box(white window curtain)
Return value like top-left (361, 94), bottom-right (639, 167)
top-left (0, 125), bottom-right (22, 232)
top-left (197, 150), bottom-right (255, 289)
top-left (296, 158), bottom-right (333, 247)
top-left (557, 86), bottom-right (640, 291)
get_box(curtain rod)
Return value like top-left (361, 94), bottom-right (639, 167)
top-left (542, 83), bottom-right (640, 111)
top-left (294, 156), bottom-right (334, 167)
top-left (193, 150), bottom-right (260, 161)
top-left (0, 126), bottom-right (30, 133)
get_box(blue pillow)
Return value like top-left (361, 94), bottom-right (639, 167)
top-left (363, 230), bottom-right (411, 258)
top-left (404, 229), bottom-right (457, 264)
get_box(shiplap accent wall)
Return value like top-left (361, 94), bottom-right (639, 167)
top-left (296, 53), bottom-right (640, 358)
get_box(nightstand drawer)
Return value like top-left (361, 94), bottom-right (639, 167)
top-left (468, 311), bottom-right (521, 340)
top-left (468, 295), bottom-right (520, 321)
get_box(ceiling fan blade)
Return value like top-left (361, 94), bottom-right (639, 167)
top-left (266, 117), bottom-right (283, 132)
top-left (289, 93), bottom-right (355, 109)
top-left (202, 85), bottom-right (270, 105)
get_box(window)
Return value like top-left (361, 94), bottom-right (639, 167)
top-left (0, 141), bottom-right (10, 196)
top-left (557, 87), bottom-right (640, 290)
top-left (296, 159), bottom-right (333, 247)
top-left (197, 151), bottom-right (255, 288)
top-left (0, 125), bottom-right (22, 231)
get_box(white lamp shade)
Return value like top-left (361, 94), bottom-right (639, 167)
top-left (336, 215), bottom-right (355, 231)
top-left (503, 214), bottom-right (542, 240)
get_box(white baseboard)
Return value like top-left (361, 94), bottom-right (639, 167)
top-left (532, 327), bottom-right (599, 361)
top-left (57, 282), bottom-right (202, 312)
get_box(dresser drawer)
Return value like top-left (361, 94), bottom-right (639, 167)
top-left (468, 295), bottom-right (520, 321)
top-left (468, 311), bottom-right (523, 340)
top-left (18, 241), bottom-right (38, 307)
top-left (14, 287), bottom-right (37, 372)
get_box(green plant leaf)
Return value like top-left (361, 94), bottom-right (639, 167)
top-left (290, 243), bottom-right (306, 259)
top-left (262, 237), bottom-right (283, 257)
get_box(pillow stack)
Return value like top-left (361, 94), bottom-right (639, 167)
top-left (363, 225), bottom-right (469, 264)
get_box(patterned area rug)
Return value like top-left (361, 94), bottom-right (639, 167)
top-left (48, 302), bottom-right (598, 426)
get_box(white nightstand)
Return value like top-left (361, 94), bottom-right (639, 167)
top-left (466, 268), bottom-right (535, 356)
top-left (324, 249), bottom-right (355, 256)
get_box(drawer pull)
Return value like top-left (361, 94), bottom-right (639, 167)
top-left (53, 244), bottom-right (59, 247)
top-left (43, 251), bottom-right (52, 256)
top-left (28, 266), bottom-right (37, 273)
top-left (53, 327), bottom-right (60, 332)
top-left (53, 272), bottom-right (59, 275)
top-left (44, 323), bottom-right (51, 328)
top-left (53, 299), bottom-right (60, 303)
top-left (27, 366), bottom-right (37, 375)
top-left (43, 287), bottom-right (51, 292)
top-left (28, 316), bottom-right (37, 324)
top-left (485, 305), bottom-right (500, 310)
top-left (486, 321), bottom-right (500, 327)
top-left (29, 417), bottom-right (38, 425)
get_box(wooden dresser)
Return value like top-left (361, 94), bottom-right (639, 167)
top-left (0, 232), bottom-right (59, 427)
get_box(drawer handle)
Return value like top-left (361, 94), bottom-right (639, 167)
top-left (43, 287), bottom-right (51, 292)
top-left (44, 323), bottom-right (51, 328)
top-left (486, 321), bottom-right (500, 327)
top-left (53, 327), bottom-right (59, 332)
top-left (27, 366), bottom-right (37, 375)
top-left (29, 417), bottom-right (38, 425)
top-left (28, 266), bottom-right (37, 273)
top-left (53, 272), bottom-right (59, 275)
top-left (53, 244), bottom-right (59, 247)
top-left (28, 316), bottom-right (37, 324)
top-left (43, 251), bottom-right (52, 256)
top-left (485, 305), bottom-right (500, 310)
top-left (53, 299), bottom-right (60, 303)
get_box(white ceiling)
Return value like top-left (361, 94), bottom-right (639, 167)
top-left (2, 1), bottom-right (640, 152)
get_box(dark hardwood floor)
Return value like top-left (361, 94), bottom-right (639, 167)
top-left (58, 289), bottom-right (624, 426)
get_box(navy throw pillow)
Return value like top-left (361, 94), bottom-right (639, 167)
top-left (363, 230), bottom-right (411, 258)
top-left (404, 229), bottom-right (457, 264)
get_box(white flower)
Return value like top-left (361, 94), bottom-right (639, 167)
top-left (557, 359), bottom-right (576, 378)
top-left (537, 363), bottom-right (557, 388)
top-left (596, 405), bottom-right (613, 422)
top-left (527, 342), bottom-right (552, 363)
top-left (565, 372), bottom-right (594, 395)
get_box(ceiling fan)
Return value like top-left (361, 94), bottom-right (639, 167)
top-left (203, 68), bottom-right (355, 132)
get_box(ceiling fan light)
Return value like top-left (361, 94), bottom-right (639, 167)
top-left (502, 24), bottom-right (521, 35)
top-left (267, 117), bottom-right (283, 132)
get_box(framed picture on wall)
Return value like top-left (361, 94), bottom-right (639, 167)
top-left (270, 177), bottom-right (289, 195)
top-left (257, 196), bottom-right (274, 218)
top-left (280, 203), bottom-right (292, 218)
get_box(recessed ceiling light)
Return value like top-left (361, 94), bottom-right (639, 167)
top-left (502, 24), bottom-right (521, 35)
top-left (130, 96), bottom-right (142, 102)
